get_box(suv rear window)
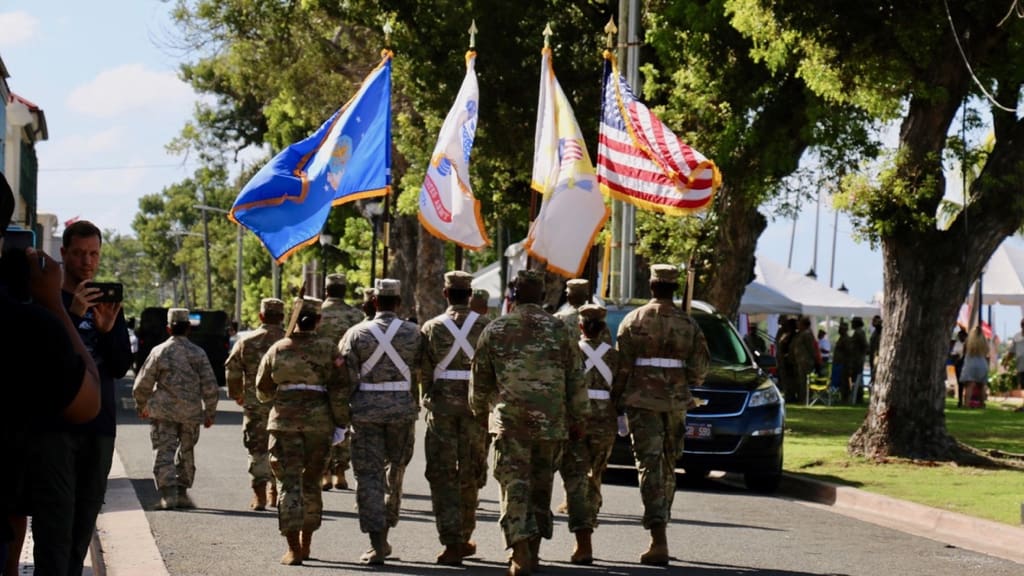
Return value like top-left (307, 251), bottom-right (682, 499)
top-left (693, 312), bottom-right (751, 366)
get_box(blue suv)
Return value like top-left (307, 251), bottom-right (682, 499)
top-left (605, 300), bottom-right (786, 492)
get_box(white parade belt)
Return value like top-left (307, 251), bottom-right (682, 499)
top-left (635, 357), bottom-right (684, 368)
top-left (278, 383), bottom-right (326, 393)
top-left (360, 381), bottom-right (411, 392)
top-left (436, 370), bottom-right (471, 381)
top-left (587, 389), bottom-right (611, 400)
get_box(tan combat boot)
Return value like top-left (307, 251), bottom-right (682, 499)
top-left (528, 537), bottom-right (541, 572)
top-left (268, 483), bottom-right (278, 508)
top-left (460, 540), bottom-right (477, 558)
top-left (156, 487), bottom-right (177, 510)
top-left (280, 532), bottom-right (302, 565)
top-left (299, 529), bottom-right (313, 560)
top-left (334, 470), bottom-right (349, 490)
top-left (640, 523), bottom-right (669, 565)
top-left (570, 529), bottom-right (593, 565)
top-left (176, 487), bottom-right (195, 509)
top-left (359, 532), bottom-right (386, 565)
top-left (250, 482), bottom-right (267, 511)
top-left (321, 471), bottom-right (333, 491)
top-left (436, 544), bottom-right (462, 566)
top-left (507, 540), bottom-right (532, 576)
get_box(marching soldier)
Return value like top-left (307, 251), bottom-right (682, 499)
top-left (613, 264), bottom-right (709, 565)
top-left (468, 287), bottom-right (492, 491)
top-left (225, 297), bottom-right (285, 511)
top-left (562, 304), bottom-right (619, 564)
top-left (338, 279), bottom-right (421, 565)
top-left (256, 297), bottom-right (347, 565)
top-left (360, 287), bottom-right (377, 320)
top-left (420, 271), bottom-right (490, 565)
top-left (319, 273), bottom-right (364, 491)
top-left (470, 288), bottom-right (490, 316)
top-left (553, 278), bottom-right (608, 343)
top-left (133, 308), bottom-right (219, 510)
top-left (471, 269), bottom-right (588, 576)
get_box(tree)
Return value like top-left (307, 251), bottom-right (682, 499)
top-left (727, 0), bottom-right (1024, 460)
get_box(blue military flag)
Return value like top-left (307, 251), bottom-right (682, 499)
top-left (231, 52), bottom-right (393, 262)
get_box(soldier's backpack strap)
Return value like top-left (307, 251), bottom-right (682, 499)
top-left (579, 340), bottom-right (613, 386)
top-left (434, 311), bottom-right (480, 381)
top-left (360, 319), bottom-right (410, 383)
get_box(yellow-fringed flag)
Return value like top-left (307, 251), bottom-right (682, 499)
top-left (417, 51), bottom-right (489, 250)
top-left (526, 46), bottom-right (610, 277)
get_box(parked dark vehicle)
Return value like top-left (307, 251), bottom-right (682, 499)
top-left (605, 300), bottom-right (786, 493)
top-left (134, 307), bottom-right (230, 387)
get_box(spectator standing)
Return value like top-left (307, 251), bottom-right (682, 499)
top-left (133, 308), bottom-right (219, 510)
top-left (817, 329), bottom-right (832, 367)
top-left (869, 315), bottom-right (882, 387)
top-left (775, 317), bottom-right (799, 405)
top-left (791, 317), bottom-right (818, 404)
top-left (848, 317), bottom-right (870, 405)
top-left (832, 322), bottom-right (852, 403)
top-left (611, 264), bottom-right (709, 566)
top-left (744, 322), bottom-right (768, 356)
top-left (22, 220), bottom-right (131, 576)
top-left (959, 326), bottom-right (989, 409)
top-left (1007, 320), bottom-right (1024, 412)
top-left (224, 298), bottom-right (285, 511)
top-left (949, 328), bottom-right (968, 407)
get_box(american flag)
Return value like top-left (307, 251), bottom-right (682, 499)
top-left (596, 56), bottom-right (720, 215)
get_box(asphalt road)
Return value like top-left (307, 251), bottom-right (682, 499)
top-left (111, 378), bottom-right (1021, 575)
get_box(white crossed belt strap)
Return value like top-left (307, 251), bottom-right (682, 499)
top-left (635, 357), bottom-right (685, 368)
top-left (434, 312), bottom-right (480, 381)
top-left (360, 319), bottom-right (411, 391)
top-left (579, 341), bottom-right (613, 387)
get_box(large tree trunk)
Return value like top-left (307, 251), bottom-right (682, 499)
top-left (699, 185), bottom-right (765, 318)
top-left (415, 232), bottom-right (446, 322)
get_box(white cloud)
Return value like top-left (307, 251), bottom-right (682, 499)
top-left (0, 11), bottom-right (39, 47)
top-left (67, 64), bottom-right (196, 119)
top-left (44, 127), bottom-right (126, 162)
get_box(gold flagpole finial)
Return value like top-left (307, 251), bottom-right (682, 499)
top-left (543, 23), bottom-right (553, 48)
top-left (604, 17), bottom-right (617, 49)
top-left (469, 19), bottom-right (478, 49)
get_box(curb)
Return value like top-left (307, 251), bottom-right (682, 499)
top-left (92, 449), bottom-right (170, 576)
top-left (775, 472), bottom-right (1024, 565)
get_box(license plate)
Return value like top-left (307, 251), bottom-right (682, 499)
top-left (685, 422), bottom-right (712, 439)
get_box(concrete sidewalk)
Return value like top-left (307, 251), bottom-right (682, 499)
top-left (86, 455), bottom-right (1024, 573)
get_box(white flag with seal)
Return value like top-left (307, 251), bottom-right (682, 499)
top-left (526, 47), bottom-right (610, 277)
top-left (417, 51), bottom-right (489, 249)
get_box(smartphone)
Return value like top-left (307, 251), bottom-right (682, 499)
top-left (86, 281), bottom-right (124, 303)
top-left (3, 228), bottom-right (35, 252)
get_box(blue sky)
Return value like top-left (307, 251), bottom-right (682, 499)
top-left (16, 2), bottom-right (1018, 337)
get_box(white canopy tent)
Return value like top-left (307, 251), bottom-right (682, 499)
top-left (470, 240), bottom-right (528, 309)
top-left (738, 280), bottom-right (803, 315)
top-left (751, 256), bottom-right (880, 317)
top-left (970, 238), bottom-right (1024, 306)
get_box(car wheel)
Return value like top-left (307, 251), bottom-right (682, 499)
top-left (743, 471), bottom-right (781, 493)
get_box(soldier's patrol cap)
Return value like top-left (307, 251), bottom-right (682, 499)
top-left (472, 288), bottom-right (490, 301)
top-left (444, 270), bottom-right (474, 290)
top-left (565, 278), bottom-right (590, 296)
top-left (299, 296), bottom-right (322, 316)
top-left (374, 278), bottom-right (401, 297)
top-left (650, 264), bottom-right (680, 284)
top-left (260, 298), bottom-right (285, 315)
top-left (577, 303), bottom-right (606, 321)
top-left (167, 308), bottom-right (190, 324)
top-left (516, 269), bottom-right (545, 290)
top-left (325, 273), bottom-right (347, 288)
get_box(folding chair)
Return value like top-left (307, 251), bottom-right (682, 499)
top-left (807, 372), bottom-right (837, 406)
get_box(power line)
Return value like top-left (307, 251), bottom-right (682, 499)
top-left (39, 162), bottom-right (193, 173)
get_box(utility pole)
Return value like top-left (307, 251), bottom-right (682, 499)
top-left (194, 204), bottom-right (242, 322)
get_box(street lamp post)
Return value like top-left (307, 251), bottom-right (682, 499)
top-left (359, 200), bottom-right (385, 285)
top-left (319, 233), bottom-right (334, 299)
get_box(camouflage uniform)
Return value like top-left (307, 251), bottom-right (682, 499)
top-left (420, 271), bottom-right (490, 553)
top-left (470, 270), bottom-right (588, 552)
top-left (133, 308), bottom-right (219, 493)
top-left (319, 274), bottom-right (365, 486)
top-left (256, 297), bottom-right (347, 537)
top-left (338, 279), bottom-right (421, 543)
top-left (225, 298), bottom-right (285, 490)
top-left (553, 279), bottom-right (611, 344)
top-left (562, 304), bottom-right (620, 534)
top-left (614, 265), bottom-right (709, 534)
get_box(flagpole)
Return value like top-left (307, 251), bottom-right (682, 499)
top-left (453, 20), bottom-right (479, 274)
top-left (380, 21), bottom-right (394, 279)
top-left (605, 17), bottom-right (623, 304)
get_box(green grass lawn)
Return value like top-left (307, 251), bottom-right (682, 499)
top-left (784, 398), bottom-right (1024, 525)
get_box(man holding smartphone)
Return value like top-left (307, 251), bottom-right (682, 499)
top-left (24, 220), bottom-right (131, 576)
